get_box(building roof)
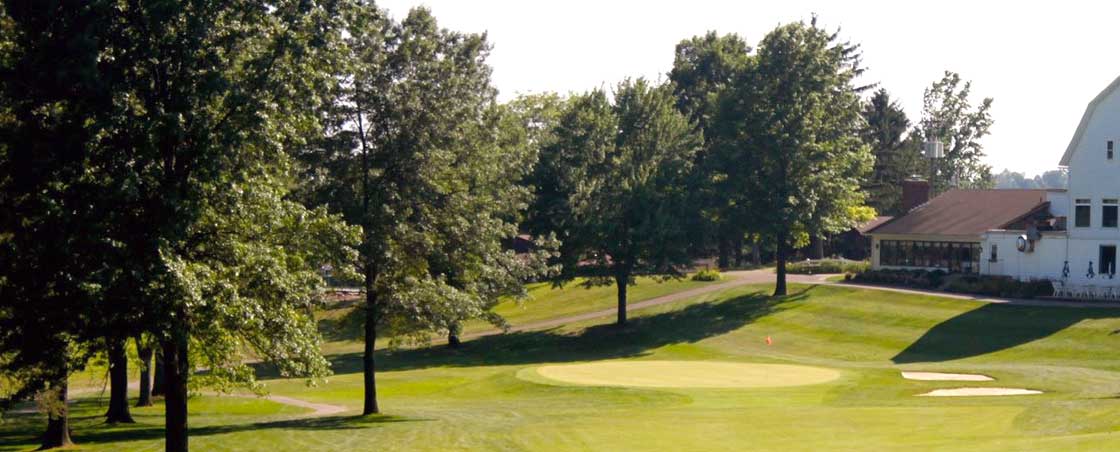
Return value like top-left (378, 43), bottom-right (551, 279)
top-left (1060, 73), bottom-right (1120, 166)
top-left (857, 216), bottom-right (894, 234)
top-left (867, 189), bottom-right (1049, 237)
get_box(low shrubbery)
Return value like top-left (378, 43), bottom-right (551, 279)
top-left (851, 268), bottom-right (946, 289)
top-left (786, 259), bottom-right (869, 275)
top-left (944, 275), bottom-right (1054, 299)
top-left (691, 269), bottom-right (722, 281)
top-left (850, 269), bottom-right (1054, 299)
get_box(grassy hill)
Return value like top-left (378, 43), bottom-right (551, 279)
top-left (5, 282), bottom-right (1120, 451)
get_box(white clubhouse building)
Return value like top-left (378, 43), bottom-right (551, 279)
top-left (868, 75), bottom-right (1120, 297)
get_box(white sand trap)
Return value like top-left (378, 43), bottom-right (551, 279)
top-left (530, 360), bottom-right (840, 388)
top-left (919, 387), bottom-right (1042, 397)
top-left (901, 371), bottom-right (993, 382)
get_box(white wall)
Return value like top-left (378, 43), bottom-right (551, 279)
top-left (1053, 79), bottom-right (1120, 286)
top-left (981, 231), bottom-right (1068, 281)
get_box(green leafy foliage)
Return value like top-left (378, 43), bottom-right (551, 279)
top-left (785, 259), bottom-right (869, 275)
top-left (690, 269), bottom-right (722, 282)
top-left (918, 71), bottom-right (995, 191)
top-left (719, 19), bottom-right (873, 294)
top-left (538, 79), bottom-right (702, 323)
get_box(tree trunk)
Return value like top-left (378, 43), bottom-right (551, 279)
top-left (447, 322), bottom-right (462, 348)
top-left (734, 236), bottom-right (744, 267)
top-left (162, 337), bottom-right (188, 452)
top-left (152, 351), bottom-right (165, 397)
top-left (774, 229), bottom-right (788, 296)
top-left (362, 268), bottom-right (380, 415)
top-left (810, 235), bottom-right (825, 260)
top-left (136, 337), bottom-right (153, 407)
top-left (751, 238), bottom-right (761, 266)
top-left (105, 338), bottom-right (135, 423)
top-left (615, 272), bottom-right (628, 325)
top-left (717, 237), bottom-right (730, 269)
top-left (39, 378), bottom-right (73, 450)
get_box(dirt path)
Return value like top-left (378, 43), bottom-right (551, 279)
top-left (228, 394), bottom-right (347, 417)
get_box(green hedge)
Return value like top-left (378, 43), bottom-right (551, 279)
top-left (944, 275), bottom-right (1054, 299)
top-left (850, 269), bottom-right (1054, 299)
top-left (786, 259), bottom-right (869, 275)
top-left (691, 269), bottom-right (722, 281)
top-left (851, 268), bottom-right (946, 289)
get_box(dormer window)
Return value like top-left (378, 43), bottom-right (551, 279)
top-left (1110, 140), bottom-right (1115, 160)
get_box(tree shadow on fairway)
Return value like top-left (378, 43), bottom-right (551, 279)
top-left (61, 414), bottom-right (433, 447)
top-left (307, 287), bottom-right (807, 376)
top-left (892, 303), bottom-right (1117, 364)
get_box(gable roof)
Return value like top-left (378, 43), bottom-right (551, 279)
top-left (856, 216), bottom-right (894, 234)
top-left (867, 189), bottom-right (1049, 237)
top-left (1060, 74), bottom-right (1120, 166)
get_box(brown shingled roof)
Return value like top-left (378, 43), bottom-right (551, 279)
top-left (867, 189), bottom-right (1049, 237)
top-left (857, 216), bottom-right (894, 234)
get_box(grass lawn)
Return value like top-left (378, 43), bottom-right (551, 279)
top-left (317, 275), bottom-right (726, 355)
top-left (6, 282), bottom-right (1120, 450)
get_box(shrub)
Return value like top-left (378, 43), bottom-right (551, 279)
top-left (851, 269), bottom-right (945, 289)
top-left (944, 275), bottom-right (1053, 299)
top-left (691, 269), bottom-right (722, 281)
top-left (786, 259), bottom-right (869, 275)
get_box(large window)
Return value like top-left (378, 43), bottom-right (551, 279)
top-left (879, 240), bottom-right (980, 273)
top-left (1105, 199), bottom-right (1118, 228)
top-left (1076, 199), bottom-right (1092, 228)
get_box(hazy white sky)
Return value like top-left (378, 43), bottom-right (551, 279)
top-left (378, 0), bottom-right (1120, 175)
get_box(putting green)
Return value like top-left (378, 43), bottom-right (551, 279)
top-left (527, 360), bottom-right (841, 388)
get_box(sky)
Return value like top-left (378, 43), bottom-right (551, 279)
top-left (377, 0), bottom-right (1120, 176)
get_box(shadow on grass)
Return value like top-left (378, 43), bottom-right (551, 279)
top-left (269, 287), bottom-right (805, 378)
top-left (892, 303), bottom-right (1117, 364)
top-left (60, 414), bottom-right (432, 446)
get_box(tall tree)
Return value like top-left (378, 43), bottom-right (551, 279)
top-left (555, 79), bottom-right (701, 325)
top-left (669, 32), bottom-right (755, 268)
top-left (0, 1), bottom-right (113, 446)
top-left (861, 89), bottom-right (921, 215)
top-left (74, 2), bottom-right (353, 450)
top-left (918, 71), bottom-right (995, 192)
top-left (298, 4), bottom-right (552, 416)
top-left (724, 19), bottom-right (872, 296)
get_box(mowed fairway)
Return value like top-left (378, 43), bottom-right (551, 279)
top-left (6, 282), bottom-right (1120, 450)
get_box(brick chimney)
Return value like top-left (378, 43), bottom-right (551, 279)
top-left (901, 178), bottom-right (931, 213)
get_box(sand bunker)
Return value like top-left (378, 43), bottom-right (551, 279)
top-left (901, 371), bottom-right (993, 382)
top-left (529, 360), bottom-right (840, 389)
top-left (918, 387), bottom-right (1042, 397)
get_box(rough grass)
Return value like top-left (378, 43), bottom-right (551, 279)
top-left (6, 282), bottom-right (1120, 451)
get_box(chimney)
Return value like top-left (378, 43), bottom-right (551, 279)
top-left (901, 178), bottom-right (931, 213)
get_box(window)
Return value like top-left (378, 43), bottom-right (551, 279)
top-left (1102, 245), bottom-right (1117, 276)
top-left (1106, 199), bottom-right (1119, 228)
top-left (1109, 141), bottom-right (1115, 160)
top-left (1076, 199), bottom-right (1092, 227)
top-left (878, 240), bottom-right (979, 273)
top-left (990, 244), bottom-right (998, 262)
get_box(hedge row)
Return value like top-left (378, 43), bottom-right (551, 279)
top-left (785, 259), bottom-right (870, 275)
top-left (850, 269), bottom-right (1054, 299)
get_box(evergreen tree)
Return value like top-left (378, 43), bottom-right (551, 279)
top-left (861, 89), bottom-right (921, 214)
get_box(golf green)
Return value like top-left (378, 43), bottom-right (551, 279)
top-left (526, 360), bottom-right (841, 388)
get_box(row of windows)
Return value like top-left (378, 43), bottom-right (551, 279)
top-left (1074, 198), bottom-right (1119, 228)
top-left (879, 240), bottom-right (982, 273)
